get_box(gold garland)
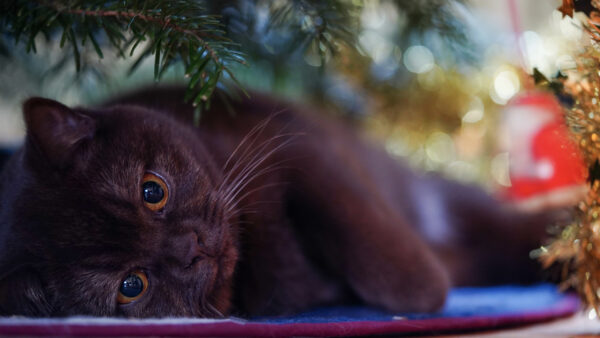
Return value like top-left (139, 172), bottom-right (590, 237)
top-left (541, 0), bottom-right (600, 313)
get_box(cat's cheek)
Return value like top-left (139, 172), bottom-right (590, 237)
top-left (208, 262), bottom-right (236, 315)
top-left (219, 244), bottom-right (239, 281)
top-left (208, 243), bottom-right (238, 315)
top-left (211, 280), bottom-right (234, 315)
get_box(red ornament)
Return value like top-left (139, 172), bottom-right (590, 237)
top-left (502, 91), bottom-right (587, 208)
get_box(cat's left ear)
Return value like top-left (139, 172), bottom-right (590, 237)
top-left (23, 98), bottom-right (95, 167)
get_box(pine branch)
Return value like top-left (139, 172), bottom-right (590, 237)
top-left (394, 0), bottom-right (476, 65)
top-left (266, 0), bottom-right (362, 65)
top-left (0, 0), bottom-right (247, 117)
top-left (0, 0), bottom-right (477, 122)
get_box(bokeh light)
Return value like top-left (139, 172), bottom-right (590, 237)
top-left (490, 69), bottom-right (520, 104)
top-left (404, 45), bottom-right (435, 74)
top-left (491, 152), bottom-right (511, 187)
top-left (462, 96), bottom-right (485, 124)
top-left (359, 30), bottom-right (393, 64)
top-left (425, 132), bottom-right (456, 163)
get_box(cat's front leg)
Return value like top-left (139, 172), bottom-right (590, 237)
top-left (287, 164), bottom-right (450, 313)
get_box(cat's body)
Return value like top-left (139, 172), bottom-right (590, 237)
top-left (0, 86), bottom-right (548, 317)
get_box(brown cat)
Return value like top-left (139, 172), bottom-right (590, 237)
top-left (0, 86), bottom-right (550, 318)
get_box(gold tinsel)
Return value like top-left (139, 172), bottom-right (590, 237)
top-left (541, 2), bottom-right (600, 312)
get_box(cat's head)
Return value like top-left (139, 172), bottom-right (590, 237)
top-left (0, 98), bottom-right (238, 317)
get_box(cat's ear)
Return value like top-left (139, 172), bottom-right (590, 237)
top-left (0, 267), bottom-right (52, 316)
top-left (23, 97), bottom-right (95, 167)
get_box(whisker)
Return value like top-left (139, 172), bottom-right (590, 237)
top-left (221, 109), bottom-right (287, 173)
top-left (219, 114), bottom-right (298, 191)
top-left (231, 199), bottom-right (284, 211)
top-left (206, 302), bottom-right (224, 318)
top-left (222, 161), bottom-right (293, 214)
top-left (220, 131), bottom-right (300, 195)
top-left (232, 218), bottom-right (258, 225)
top-left (225, 181), bottom-right (288, 214)
top-left (222, 137), bottom-right (299, 205)
top-left (197, 294), bottom-right (209, 317)
top-left (229, 206), bottom-right (275, 220)
top-left (223, 153), bottom-right (308, 217)
top-left (224, 162), bottom-right (291, 201)
top-left (219, 110), bottom-right (288, 192)
top-left (217, 113), bottom-right (306, 227)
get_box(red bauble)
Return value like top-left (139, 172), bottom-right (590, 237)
top-left (502, 92), bottom-right (587, 206)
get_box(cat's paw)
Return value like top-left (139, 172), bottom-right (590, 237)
top-left (379, 267), bottom-right (449, 313)
top-left (348, 247), bottom-right (450, 313)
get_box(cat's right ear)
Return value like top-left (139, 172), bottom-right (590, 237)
top-left (0, 267), bottom-right (52, 316)
top-left (23, 98), bottom-right (95, 168)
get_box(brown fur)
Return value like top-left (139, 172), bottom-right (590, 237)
top-left (0, 86), bottom-right (550, 317)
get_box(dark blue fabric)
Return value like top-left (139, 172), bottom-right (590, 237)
top-left (255, 284), bottom-right (567, 323)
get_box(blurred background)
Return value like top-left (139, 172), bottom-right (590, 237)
top-left (0, 0), bottom-right (581, 192)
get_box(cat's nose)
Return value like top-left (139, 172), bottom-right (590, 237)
top-left (184, 232), bottom-right (213, 269)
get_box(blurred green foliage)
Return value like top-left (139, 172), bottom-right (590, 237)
top-left (0, 0), bottom-right (477, 114)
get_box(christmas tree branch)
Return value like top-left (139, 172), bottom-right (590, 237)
top-left (0, 0), bottom-right (476, 123)
top-left (57, 7), bottom-right (225, 42)
top-left (1, 0), bottom-right (247, 119)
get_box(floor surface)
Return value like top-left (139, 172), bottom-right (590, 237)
top-left (449, 311), bottom-right (600, 337)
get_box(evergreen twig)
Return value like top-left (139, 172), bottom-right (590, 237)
top-left (1, 0), bottom-right (247, 116)
top-left (0, 0), bottom-right (476, 121)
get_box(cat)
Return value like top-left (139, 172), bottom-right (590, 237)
top-left (0, 86), bottom-right (552, 318)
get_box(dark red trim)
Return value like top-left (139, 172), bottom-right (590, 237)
top-left (0, 295), bottom-right (579, 337)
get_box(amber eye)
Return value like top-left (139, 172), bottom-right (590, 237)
top-left (142, 173), bottom-right (168, 211)
top-left (117, 270), bottom-right (148, 304)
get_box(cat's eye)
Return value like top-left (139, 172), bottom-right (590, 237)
top-left (117, 270), bottom-right (148, 304)
top-left (142, 172), bottom-right (169, 211)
